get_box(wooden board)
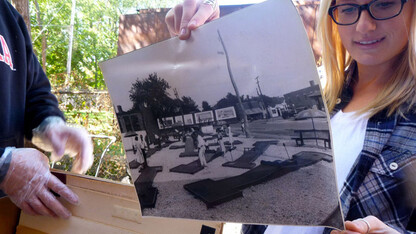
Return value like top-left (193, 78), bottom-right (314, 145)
top-left (16, 225), bottom-right (46, 234)
top-left (19, 214), bottom-right (222, 234)
top-left (0, 197), bottom-right (20, 234)
top-left (61, 185), bottom-right (142, 229)
top-left (18, 215), bottom-right (138, 234)
top-left (52, 169), bottom-right (138, 201)
top-left (65, 173), bottom-right (138, 201)
top-left (18, 169), bottom-right (223, 233)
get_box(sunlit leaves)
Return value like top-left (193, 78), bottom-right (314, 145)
top-left (29, 0), bottom-right (179, 181)
top-left (30, 0), bottom-right (179, 90)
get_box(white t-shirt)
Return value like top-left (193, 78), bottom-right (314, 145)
top-left (331, 110), bottom-right (370, 192)
top-left (262, 110), bottom-right (370, 234)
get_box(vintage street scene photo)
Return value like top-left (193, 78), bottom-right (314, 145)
top-left (101, 0), bottom-right (343, 228)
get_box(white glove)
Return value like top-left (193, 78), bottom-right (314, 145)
top-left (0, 148), bottom-right (79, 218)
top-left (32, 117), bottom-right (93, 174)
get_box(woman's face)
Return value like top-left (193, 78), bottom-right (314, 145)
top-left (337, 0), bottom-right (414, 67)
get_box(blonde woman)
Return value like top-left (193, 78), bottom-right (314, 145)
top-left (165, 0), bottom-right (416, 233)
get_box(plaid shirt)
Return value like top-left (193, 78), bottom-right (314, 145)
top-left (243, 61), bottom-right (416, 233)
top-left (333, 61), bottom-right (416, 233)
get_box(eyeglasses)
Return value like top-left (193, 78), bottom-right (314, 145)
top-left (328, 0), bottom-right (408, 25)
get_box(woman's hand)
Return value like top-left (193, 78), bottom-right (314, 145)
top-left (331, 216), bottom-right (400, 234)
top-left (165, 0), bottom-right (220, 40)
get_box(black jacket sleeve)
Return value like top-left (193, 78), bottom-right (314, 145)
top-left (8, 2), bottom-right (65, 140)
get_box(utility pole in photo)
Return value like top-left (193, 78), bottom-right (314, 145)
top-left (255, 75), bottom-right (270, 119)
top-left (217, 29), bottom-right (251, 138)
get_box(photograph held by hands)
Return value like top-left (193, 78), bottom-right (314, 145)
top-left (165, 0), bottom-right (416, 232)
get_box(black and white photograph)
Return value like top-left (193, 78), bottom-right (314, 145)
top-left (184, 114), bottom-right (194, 125)
top-left (174, 115), bottom-right (184, 125)
top-left (195, 110), bottom-right (215, 124)
top-left (215, 106), bottom-right (237, 120)
top-left (100, 0), bottom-right (343, 228)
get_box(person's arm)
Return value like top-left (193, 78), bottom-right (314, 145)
top-left (7, 2), bottom-right (65, 138)
top-left (8, 2), bottom-right (93, 174)
top-left (165, 0), bottom-right (220, 39)
top-left (0, 1), bottom-right (92, 219)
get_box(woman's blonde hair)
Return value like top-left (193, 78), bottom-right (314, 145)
top-left (316, 0), bottom-right (416, 117)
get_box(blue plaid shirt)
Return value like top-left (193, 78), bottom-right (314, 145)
top-left (333, 61), bottom-right (416, 233)
top-left (243, 61), bottom-right (416, 233)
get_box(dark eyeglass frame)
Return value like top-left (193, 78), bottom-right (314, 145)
top-left (328, 0), bottom-right (408, 25)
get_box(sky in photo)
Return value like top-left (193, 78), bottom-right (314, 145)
top-left (102, 0), bottom-right (319, 111)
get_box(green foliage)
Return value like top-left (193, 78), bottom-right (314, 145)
top-left (29, 0), bottom-right (180, 181)
top-left (134, 0), bottom-right (179, 9)
top-left (30, 0), bottom-right (181, 90)
top-left (52, 96), bottom-right (129, 181)
top-left (30, 0), bottom-right (119, 90)
top-left (52, 139), bottom-right (128, 180)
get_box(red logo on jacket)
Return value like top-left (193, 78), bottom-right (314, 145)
top-left (0, 35), bottom-right (14, 70)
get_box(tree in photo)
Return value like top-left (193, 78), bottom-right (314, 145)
top-left (202, 101), bottom-right (212, 111)
top-left (215, 92), bottom-right (239, 109)
top-left (129, 72), bottom-right (174, 120)
top-left (180, 96), bottom-right (199, 114)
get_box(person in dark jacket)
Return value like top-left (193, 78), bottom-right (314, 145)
top-left (0, 0), bottom-right (93, 219)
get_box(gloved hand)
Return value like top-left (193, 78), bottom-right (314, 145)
top-left (32, 117), bottom-right (93, 174)
top-left (0, 148), bottom-right (79, 218)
